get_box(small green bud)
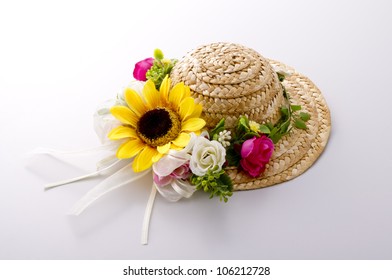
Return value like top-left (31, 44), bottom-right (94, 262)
top-left (154, 49), bottom-right (164, 60)
top-left (161, 58), bottom-right (171, 65)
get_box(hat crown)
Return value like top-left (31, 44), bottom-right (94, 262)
top-left (170, 42), bottom-right (285, 129)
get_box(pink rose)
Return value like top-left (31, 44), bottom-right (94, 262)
top-left (240, 135), bottom-right (274, 177)
top-left (133, 57), bottom-right (154, 81)
top-left (171, 164), bottom-right (191, 180)
top-left (153, 163), bottom-right (191, 187)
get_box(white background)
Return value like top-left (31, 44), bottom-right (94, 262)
top-left (1, 0), bottom-right (391, 259)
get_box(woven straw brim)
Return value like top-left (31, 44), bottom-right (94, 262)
top-left (229, 59), bottom-right (331, 191)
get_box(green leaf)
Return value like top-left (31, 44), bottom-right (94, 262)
top-left (243, 132), bottom-right (258, 140)
top-left (300, 112), bottom-right (311, 122)
top-left (270, 133), bottom-right (282, 144)
top-left (235, 116), bottom-right (250, 137)
top-left (226, 147), bottom-right (241, 167)
top-left (291, 105), bottom-right (302, 112)
top-left (277, 72), bottom-right (285, 82)
top-left (269, 127), bottom-right (278, 137)
top-left (209, 118), bottom-right (226, 139)
top-left (238, 116), bottom-right (249, 129)
top-left (265, 122), bottom-right (274, 130)
top-left (219, 172), bottom-right (233, 191)
top-left (280, 106), bottom-right (289, 117)
top-left (279, 120), bottom-right (290, 134)
top-left (259, 124), bottom-right (271, 134)
top-left (294, 119), bottom-right (307, 129)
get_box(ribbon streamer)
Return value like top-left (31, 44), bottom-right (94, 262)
top-left (141, 184), bottom-right (157, 245)
top-left (44, 158), bottom-right (122, 190)
top-left (69, 165), bottom-right (150, 215)
top-left (29, 144), bottom-right (116, 157)
top-left (31, 145), bottom-right (195, 245)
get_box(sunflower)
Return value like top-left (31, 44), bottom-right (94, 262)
top-left (108, 76), bottom-right (206, 172)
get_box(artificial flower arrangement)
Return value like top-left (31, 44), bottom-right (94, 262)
top-left (41, 47), bottom-right (312, 244)
top-left (107, 49), bottom-right (310, 203)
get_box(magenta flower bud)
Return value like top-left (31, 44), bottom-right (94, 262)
top-left (240, 135), bottom-right (274, 177)
top-left (133, 57), bottom-right (154, 81)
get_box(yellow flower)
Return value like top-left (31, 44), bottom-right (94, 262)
top-left (108, 76), bottom-right (205, 172)
top-left (249, 120), bottom-right (260, 133)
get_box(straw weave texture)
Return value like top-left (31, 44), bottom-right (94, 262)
top-left (171, 43), bottom-right (331, 190)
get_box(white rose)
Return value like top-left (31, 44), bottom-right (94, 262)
top-left (190, 136), bottom-right (226, 176)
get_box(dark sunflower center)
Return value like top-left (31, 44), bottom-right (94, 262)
top-left (136, 107), bottom-right (181, 147)
top-left (138, 109), bottom-right (172, 139)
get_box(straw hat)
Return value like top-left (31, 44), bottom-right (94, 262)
top-left (170, 42), bottom-right (331, 191)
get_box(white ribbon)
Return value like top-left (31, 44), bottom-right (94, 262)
top-left (69, 164), bottom-right (150, 215)
top-left (31, 146), bottom-right (157, 244)
top-left (44, 158), bottom-right (122, 190)
top-left (141, 184), bottom-right (157, 245)
top-left (29, 144), bottom-right (117, 157)
top-left (29, 146), bottom-right (125, 190)
top-left (32, 144), bottom-right (195, 245)
top-left (171, 180), bottom-right (195, 199)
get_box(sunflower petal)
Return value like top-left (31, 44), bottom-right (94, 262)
top-left (169, 144), bottom-right (184, 151)
top-left (143, 80), bottom-right (160, 109)
top-left (124, 88), bottom-right (147, 117)
top-left (181, 118), bottom-right (206, 132)
top-left (110, 106), bottom-right (138, 127)
top-left (132, 146), bottom-right (159, 172)
top-left (179, 97), bottom-right (196, 121)
top-left (172, 132), bottom-right (191, 148)
top-left (188, 103), bottom-right (203, 119)
top-left (116, 138), bottom-right (145, 159)
top-left (159, 76), bottom-right (171, 102)
top-left (169, 82), bottom-right (185, 108)
top-left (152, 152), bottom-right (163, 163)
top-left (108, 126), bottom-right (137, 140)
top-left (157, 142), bottom-right (171, 154)
top-left (183, 85), bottom-right (191, 98)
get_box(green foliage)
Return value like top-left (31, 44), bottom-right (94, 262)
top-left (262, 83), bottom-right (311, 143)
top-left (146, 49), bottom-right (177, 89)
top-left (277, 72), bottom-right (285, 82)
top-left (226, 145), bottom-right (241, 166)
top-left (300, 112), bottom-right (310, 122)
top-left (223, 116), bottom-right (260, 167)
top-left (236, 116), bottom-right (259, 139)
top-left (294, 119), bottom-right (307, 129)
top-left (209, 118), bottom-right (226, 140)
top-left (259, 124), bottom-right (270, 134)
top-left (191, 170), bottom-right (233, 203)
top-left (290, 105), bottom-right (302, 112)
top-left (223, 80), bottom-right (311, 147)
